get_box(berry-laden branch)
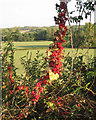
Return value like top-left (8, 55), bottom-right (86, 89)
top-left (30, 2), bottom-right (68, 104)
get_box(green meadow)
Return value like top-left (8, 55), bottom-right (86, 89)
top-left (2, 41), bottom-right (95, 75)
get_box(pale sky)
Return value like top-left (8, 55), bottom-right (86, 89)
top-left (0, 0), bottom-right (95, 28)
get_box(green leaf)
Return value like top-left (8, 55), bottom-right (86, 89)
top-left (86, 82), bottom-right (90, 89)
top-left (78, 16), bottom-right (83, 20)
top-left (70, 11), bottom-right (75, 14)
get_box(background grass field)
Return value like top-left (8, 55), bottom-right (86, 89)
top-left (2, 41), bottom-right (95, 75)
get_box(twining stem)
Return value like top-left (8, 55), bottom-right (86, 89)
top-left (87, 14), bottom-right (91, 70)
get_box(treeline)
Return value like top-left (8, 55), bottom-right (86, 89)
top-left (2, 26), bottom-right (58, 42)
top-left (2, 23), bottom-right (96, 48)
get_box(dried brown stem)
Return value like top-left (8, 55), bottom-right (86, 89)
top-left (87, 14), bottom-right (91, 70)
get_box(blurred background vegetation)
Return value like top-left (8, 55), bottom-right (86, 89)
top-left (1, 23), bottom-right (96, 48)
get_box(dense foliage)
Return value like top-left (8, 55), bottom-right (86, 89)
top-left (2, 0), bottom-right (96, 120)
top-left (2, 39), bottom-right (96, 120)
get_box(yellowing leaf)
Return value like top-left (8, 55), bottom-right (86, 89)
top-left (2, 86), bottom-right (6, 89)
top-left (49, 70), bottom-right (59, 81)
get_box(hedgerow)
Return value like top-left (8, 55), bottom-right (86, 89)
top-left (2, 1), bottom-right (96, 120)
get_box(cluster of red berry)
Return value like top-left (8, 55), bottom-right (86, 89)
top-left (7, 65), bottom-right (14, 95)
top-left (8, 65), bottom-right (14, 84)
top-left (8, 65), bottom-right (30, 95)
top-left (48, 2), bottom-right (68, 74)
top-left (31, 74), bottom-right (49, 103)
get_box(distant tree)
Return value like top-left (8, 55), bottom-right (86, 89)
top-left (29, 33), bottom-right (34, 41)
top-left (22, 32), bottom-right (30, 41)
top-left (83, 23), bottom-right (94, 48)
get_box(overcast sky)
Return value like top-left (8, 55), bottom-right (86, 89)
top-left (0, 0), bottom-right (94, 28)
